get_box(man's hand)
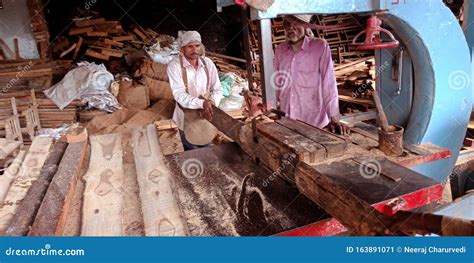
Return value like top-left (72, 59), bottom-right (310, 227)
top-left (202, 99), bottom-right (214, 121)
top-left (326, 115), bottom-right (350, 135)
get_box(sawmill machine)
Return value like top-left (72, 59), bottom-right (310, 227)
top-left (165, 0), bottom-right (473, 236)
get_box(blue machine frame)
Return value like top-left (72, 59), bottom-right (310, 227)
top-left (246, 0), bottom-right (472, 182)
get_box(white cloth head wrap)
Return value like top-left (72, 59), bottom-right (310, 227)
top-left (178, 31), bottom-right (202, 48)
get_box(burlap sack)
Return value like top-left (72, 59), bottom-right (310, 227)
top-left (117, 80), bottom-right (150, 110)
top-left (133, 57), bottom-right (169, 82)
top-left (142, 77), bottom-right (174, 101)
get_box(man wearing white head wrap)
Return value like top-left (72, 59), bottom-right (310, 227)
top-left (178, 30), bottom-right (202, 48)
top-left (167, 30), bottom-right (224, 150)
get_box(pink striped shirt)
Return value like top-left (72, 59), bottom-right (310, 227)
top-left (274, 36), bottom-right (340, 128)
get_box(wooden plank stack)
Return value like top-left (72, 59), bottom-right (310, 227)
top-left (0, 60), bottom-right (78, 130)
top-left (206, 51), bottom-right (246, 76)
top-left (313, 14), bottom-right (373, 64)
top-left (335, 56), bottom-right (375, 100)
top-left (53, 13), bottom-right (159, 61)
top-left (0, 90), bottom-right (78, 130)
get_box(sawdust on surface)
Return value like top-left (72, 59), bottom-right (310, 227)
top-left (174, 162), bottom-right (294, 236)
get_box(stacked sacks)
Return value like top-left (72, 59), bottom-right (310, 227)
top-left (133, 34), bottom-right (178, 102)
top-left (133, 57), bottom-right (173, 101)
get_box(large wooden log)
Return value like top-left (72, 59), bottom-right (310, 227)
top-left (28, 141), bottom-right (87, 236)
top-left (3, 142), bottom-right (67, 236)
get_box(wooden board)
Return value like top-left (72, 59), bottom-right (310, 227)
top-left (69, 26), bottom-right (93, 35)
top-left (0, 150), bottom-right (26, 202)
top-left (29, 141), bottom-right (87, 236)
top-left (276, 118), bottom-right (348, 158)
top-left (158, 128), bottom-right (184, 156)
top-left (13, 38), bottom-right (20, 59)
top-left (3, 142), bottom-right (67, 236)
top-left (112, 35), bottom-right (134, 42)
top-left (59, 43), bottom-right (76, 58)
top-left (81, 133), bottom-right (124, 236)
top-left (85, 49), bottom-right (109, 60)
top-left (0, 39), bottom-right (13, 59)
top-left (132, 125), bottom-right (189, 236)
top-left (0, 136), bottom-right (52, 232)
top-left (0, 139), bottom-right (22, 160)
top-left (257, 122), bottom-right (326, 163)
top-left (72, 37), bottom-right (83, 60)
top-left (295, 161), bottom-right (397, 235)
top-left (75, 18), bottom-right (106, 27)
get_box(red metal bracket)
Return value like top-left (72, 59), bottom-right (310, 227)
top-left (350, 15), bottom-right (399, 50)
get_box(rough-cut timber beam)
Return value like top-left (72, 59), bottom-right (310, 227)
top-left (3, 142), bottom-right (67, 236)
top-left (28, 141), bottom-right (87, 236)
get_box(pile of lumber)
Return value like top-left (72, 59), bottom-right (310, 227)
top-left (0, 60), bottom-right (72, 91)
top-left (206, 51), bottom-right (246, 76)
top-left (53, 12), bottom-right (160, 61)
top-left (0, 60), bottom-right (77, 129)
top-left (335, 56), bottom-right (375, 99)
top-left (0, 90), bottom-right (78, 130)
top-left (313, 14), bottom-right (373, 64)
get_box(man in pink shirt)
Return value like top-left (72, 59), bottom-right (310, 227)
top-left (274, 15), bottom-right (349, 135)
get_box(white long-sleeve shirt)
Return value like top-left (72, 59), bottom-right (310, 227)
top-left (167, 55), bottom-right (224, 130)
